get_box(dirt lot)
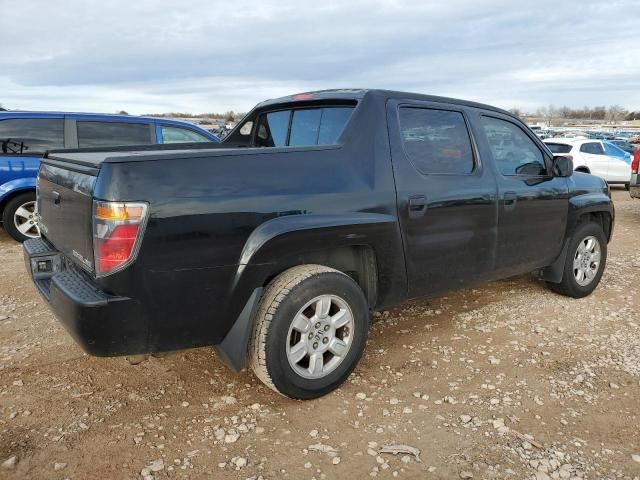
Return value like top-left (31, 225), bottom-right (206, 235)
top-left (0, 189), bottom-right (639, 480)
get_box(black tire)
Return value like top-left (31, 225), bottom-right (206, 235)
top-left (546, 221), bottom-right (607, 298)
top-left (2, 191), bottom-right (39, 242)
top-left (249, 265), bottom-right (369, 399)
top-left (625, 183), bottom-right (630, 191)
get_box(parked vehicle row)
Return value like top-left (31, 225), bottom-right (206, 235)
top-left (543, 138), bottom-right (632, 188)
top-left (0, 112), bottom-right (219, 241)
top-left (24, 89), bottom-right (614, 399)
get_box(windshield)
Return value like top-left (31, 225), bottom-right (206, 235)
top-left (545, 142), bottom-right (572, 154)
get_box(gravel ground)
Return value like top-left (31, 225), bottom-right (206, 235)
top-left (0, 189), bottom-right (639, 480)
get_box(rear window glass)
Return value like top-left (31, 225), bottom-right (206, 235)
top-left (255, 107), bottom-right (353, 147)
top-left (545, 143), bottom-right (572, 154)
top-left (0, 118), bottom-right (64, 154)
top-left (398, 107), bottom-right (475, 175)
top-left (77, 121), bottom-right (152, 148)
top-left (160, 126), bottom-right (211, 143)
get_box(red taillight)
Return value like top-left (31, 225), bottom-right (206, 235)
top-left (632, 151), bottom-right (640, 174)
top-left (95, 224), bottom-right (140, 274)
top-left (93, 201), bottom-right (148, 276)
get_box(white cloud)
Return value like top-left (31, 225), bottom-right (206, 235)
top-left (1, 0), bottom-right (638, 113)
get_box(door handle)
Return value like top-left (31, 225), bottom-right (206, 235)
top-left (408, 195), bottom-right (426, 218)
top-left (503, 191), bottom-right (517, 211)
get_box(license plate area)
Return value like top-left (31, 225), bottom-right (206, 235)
top-left (30, 254), bottom-right (63, 280)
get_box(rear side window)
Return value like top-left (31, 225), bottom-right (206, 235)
top-left (398, 107), bottom-right (475, 175)
top-left (0, 118), bottom-right (64, 154)
top-left (77, 121), bottom-right (152, 148)
top-left (545, 143), bottom-right (572, 154)
top-left (160, 125), bottom-right (211, 143)
top-left (481, 116), bottom-right (547, 176)
top-left (255, 107), bottom-right (353, 147)
top-left (580, 142), bottom-right (605, 155)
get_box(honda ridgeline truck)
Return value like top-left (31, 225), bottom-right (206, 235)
top-left (24, 89), bottom-right (614, 399)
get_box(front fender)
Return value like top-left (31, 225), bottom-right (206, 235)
top-left (567, 192), bottom-right (614, 240)
top-left (0, 177), bottom-right (37, 204)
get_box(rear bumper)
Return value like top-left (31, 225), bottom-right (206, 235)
top-left (23, 237), bottom-right (146, 356)
top-left (630, 173), bottom-right (640, 199)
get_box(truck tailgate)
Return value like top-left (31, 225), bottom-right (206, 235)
top-left (38, 161), bottom-right (97, 273)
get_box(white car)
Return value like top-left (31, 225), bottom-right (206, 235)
top-left (543, 138), bottom-right (631, 187)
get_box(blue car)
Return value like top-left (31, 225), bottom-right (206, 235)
top-left (0, 112), bottom-right (219, 241)
top-left (603, 140), bottom-right (633, 164)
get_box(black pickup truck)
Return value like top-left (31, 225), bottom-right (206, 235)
top-left (24, 89), bottom-right (614, 399)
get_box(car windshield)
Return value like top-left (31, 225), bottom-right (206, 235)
top-left (545, 143), bottom-right (572, 154)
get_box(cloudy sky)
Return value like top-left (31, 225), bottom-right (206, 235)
top-left (1, 0), bottom-right (638, 114)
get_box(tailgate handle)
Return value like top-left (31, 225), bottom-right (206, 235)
top-left (52, 191), bottom-right (61, 205)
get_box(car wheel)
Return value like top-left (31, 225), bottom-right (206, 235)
top-left (249, 264), bottom-right (369, 399)
top-left (2, 192), bottom-right (40, 242)
top-left (546, 221), bottom-right (607, 298)
top-left (624, 183), bottom-right (630, 191)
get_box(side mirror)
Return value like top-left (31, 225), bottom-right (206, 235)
top-left (552, 155), bottom-right (573, 177)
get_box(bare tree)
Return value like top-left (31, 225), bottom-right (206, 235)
top-left (606, 105), bottom-right (627, 123)
top-left (509, 107), bottom-right (522, 118)
top-left (536, 105), bottom-right (557, 127)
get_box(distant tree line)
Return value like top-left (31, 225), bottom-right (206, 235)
top-left (143, 110), bottom-right (241, 122)
top-left (509, 105), bottom-right (640, 124)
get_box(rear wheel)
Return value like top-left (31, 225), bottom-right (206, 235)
top-left (249, 265), bottom-right (369, 399)
top-left (546, 221), bottom-right (607, 298)
top-left (2, 192), bottom-right (40, 242)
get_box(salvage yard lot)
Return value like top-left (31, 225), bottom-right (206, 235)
top-left (1, 189), bottom-right (639, 480)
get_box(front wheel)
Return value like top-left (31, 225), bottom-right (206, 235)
top-left (2, 192), bottom-right (40, 242)
top-left (546, 221), bottom-right (607, 298)
top-left (249, 265), bottom-right (369, 399)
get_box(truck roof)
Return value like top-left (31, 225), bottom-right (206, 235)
top-left (258, 88), bottom-right (513, 117)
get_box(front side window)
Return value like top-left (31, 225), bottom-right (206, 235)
top-left (580, 142), bottom-right (605, 155)
top-left (77, 121), bottom-right (152, 148)
top-left (398, 107), bottom-right (475, 175)
top-left (0, 118), bottom-right (64, 154)
top-left (481, 116), bottom-right (547, 176)
top-left (255, 107), bottom-right (354, 147)
top-left (161, 126), bottom-right (211, 144)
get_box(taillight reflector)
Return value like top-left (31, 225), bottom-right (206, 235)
top-left (632, 151), bottom-right (640, 174)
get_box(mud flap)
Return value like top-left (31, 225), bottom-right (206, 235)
top-left (213, 287), bottom-right (263, 371)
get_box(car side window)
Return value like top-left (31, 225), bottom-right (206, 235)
top-left (0, 118), bottom-right (64, 154)
top-left (161, 126), bottom-right (211, 143)
top-left (398, 107), bottom-right (475, 175)
top-left (480, 116), bottom-right (547, 176)
top-left (580, 142), bottom-right (605, 155)
top-left (77, 121), bottom-right (152, 148)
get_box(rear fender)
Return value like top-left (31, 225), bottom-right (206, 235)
top-left (215, 213), bottom-right (405, 370)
